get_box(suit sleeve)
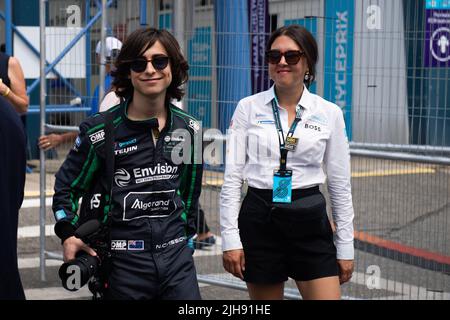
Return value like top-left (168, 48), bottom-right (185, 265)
top-left (323, 107), bottom-right (355, 260)
top-left (180, 123), bottom-right (203, 238)
top-left (52, 121), bottom-right (101, 243)
top-left (219, 101), bottom-right (249, 251)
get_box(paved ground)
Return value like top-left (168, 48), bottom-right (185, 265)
top-left (19, 156), bottom-right (450, 300)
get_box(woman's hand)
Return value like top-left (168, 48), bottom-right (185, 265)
top-left (337, 259), bottom-right (354, 284)
top-left (223, 249), bottom-right (245, 280)
top-left (62, 236), bottom-right (97, 262)
top-left (0, 78), bottom-right (9, 96)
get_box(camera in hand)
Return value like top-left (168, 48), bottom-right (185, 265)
top-left (58, 219), bottom-right (110, 297)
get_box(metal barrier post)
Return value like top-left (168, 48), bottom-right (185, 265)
top-left (99, 0), bottom-right (107, 103)
top-left (173, 0), bottom-right (185, 110)
top-left (39, 0), bottom-right (47, 282)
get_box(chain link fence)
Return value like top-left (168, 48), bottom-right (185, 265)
top-left (4, 0), bottom-right (448, 299)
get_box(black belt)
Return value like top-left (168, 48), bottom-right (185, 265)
top-left (247, 186), bottom-right (320, 203)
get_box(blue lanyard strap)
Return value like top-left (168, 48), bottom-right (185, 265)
top-left (271, 98), bottom-right (303, 171)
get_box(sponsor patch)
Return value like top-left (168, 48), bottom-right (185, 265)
top-left (111, 240), bottom-right (127, 250)
top-left (115, 168), bottom-right (131, 187)
top-left (90, 194), bottom-right (101, 209)
top-left (115, 145), bottom-right (138, 155)
top-left (75, 136), bottom-right (81, 147)
top-left (189, 119), bottom-right (200, 133)
top-left (128, 240), bottom-right (144, 251)
top-left (133, 164), bottom-right (179, 184)
top-left (55, 209), bottom-right (67, 221)
top-left (72, 136), bottom-right (82, 151)
top-left (155, 236), bottom-right (186, 250)
top-left (257, 120), bottom-right (275, 125)
top-left (117, 138), bottom-right (137, 148)
top-left (123, 190), bottom-right (177, 221)
top-left (308, 114), bottom-right (328, 126)
top-left (89, 129), bottom-right (105, 144)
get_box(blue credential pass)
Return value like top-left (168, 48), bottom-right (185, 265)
top-left (272, 170), bottom-right (292, 203)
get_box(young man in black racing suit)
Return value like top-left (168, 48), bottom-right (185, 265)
top-left (52, 28), bottom-right (203, 300)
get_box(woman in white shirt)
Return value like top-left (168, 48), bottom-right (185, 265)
top-left (220, 25), bottom-right (354, 300)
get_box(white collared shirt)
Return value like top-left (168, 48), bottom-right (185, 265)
top-left (220, 85), bottom-right (355, 260)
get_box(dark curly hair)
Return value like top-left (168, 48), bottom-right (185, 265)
top-left (266, 25), bottom-right (318, 87)
top-left (111, 28), bottom-right (189, 101)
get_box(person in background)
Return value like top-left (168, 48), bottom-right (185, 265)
top-left (39, 36), bottom-right (123, 151)
top-left (193, 206), bottom-right (216, 249)
top-left (220, 25), bottom-right (354, 300)
top-left (0, 49), bottom-right (29, 114)
top-left (0, 46), bottom-right (31, 172)
top-left (0, 98), bottom-right (27, 300)
top-left (91, 36), bottom-right (123, 114)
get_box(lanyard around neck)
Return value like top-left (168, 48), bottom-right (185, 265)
top-left (271, 97), bottom-right (303, 171)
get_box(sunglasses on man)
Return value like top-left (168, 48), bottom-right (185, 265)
top-left (265, 50), bottom-right (305, 65)
top-left (126, 54), bottom-right (170, 73)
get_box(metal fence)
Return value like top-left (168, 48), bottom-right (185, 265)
top-left (3, 0), bottom-right (449, 299)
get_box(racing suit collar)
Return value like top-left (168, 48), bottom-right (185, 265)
top-left (122, 97), bottom-right (165, 131)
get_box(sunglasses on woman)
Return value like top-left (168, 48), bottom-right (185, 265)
top-left (127, 55), bottom-right (170, 73)
top-left (265, 50), bottom-right (305, 65)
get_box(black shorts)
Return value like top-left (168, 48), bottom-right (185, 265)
top-left (238, 187), bottom-right (339, 284)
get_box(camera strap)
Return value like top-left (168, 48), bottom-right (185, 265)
top-left (102, 111), bottom-right (115, 225)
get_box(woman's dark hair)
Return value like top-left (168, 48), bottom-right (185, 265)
top-left (112, 28), bottom-right (189, 101)
top-left (266, 25), bottom-right (318, 87)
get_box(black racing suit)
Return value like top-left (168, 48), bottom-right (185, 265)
top-left (53, 100), bottom-right (203, 299)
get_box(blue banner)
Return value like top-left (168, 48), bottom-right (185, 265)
top-left (426, 0), bottom-right (450, 9)
top-left (187, 27), bottom-right (212, 127)
top-left (324, 0), bottom-right (354, 140)
top-left (215, 0), bottom-right (252, 133)
top-left (188, 27), bottom-right (212, 77)
top-left (188, 80), bottom-right (212, 128)
top-left (248, 0), bottom-right (270, 94)
top-left (424, 9), bottom-right (450, 67)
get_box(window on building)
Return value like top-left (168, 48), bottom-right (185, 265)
top-left (160, 0), bottom-right (173, 10)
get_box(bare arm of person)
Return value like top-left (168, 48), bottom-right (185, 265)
top-left (0, 57), bottom-right (29, 114)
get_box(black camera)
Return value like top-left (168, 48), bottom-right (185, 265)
top-left (58, 219), bottom-right (110, 299)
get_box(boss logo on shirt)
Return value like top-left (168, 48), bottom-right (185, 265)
top-left (304, 123), bottom-right (321, 132)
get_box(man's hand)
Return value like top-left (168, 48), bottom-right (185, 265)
top-left (223, 249), bottom-right (245, 280)
top-left (337, 259), bottom-right (354, 284)
top-left (38, 134), bottom-right (63, 151)
top-left (62, 236), bottom-right (97, 262)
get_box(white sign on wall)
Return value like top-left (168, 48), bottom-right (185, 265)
top-left (14, 26), bottom-right (86, 79)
